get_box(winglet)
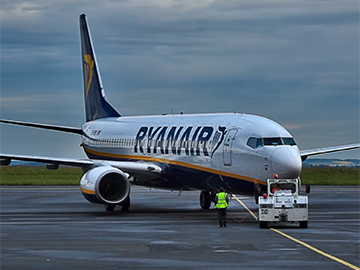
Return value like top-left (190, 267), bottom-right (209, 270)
top-left (79, 14), bottom-right (120, 122)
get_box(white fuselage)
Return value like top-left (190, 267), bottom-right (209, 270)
top-left (81, 113), bottom-right (302, 195)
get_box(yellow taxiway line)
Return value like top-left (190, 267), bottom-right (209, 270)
top-left (232, 195), bottom-right (360, 270)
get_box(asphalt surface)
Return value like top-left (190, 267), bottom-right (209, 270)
top-left (0, 185), bottom-right (359, 270)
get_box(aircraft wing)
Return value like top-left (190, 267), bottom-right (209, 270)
top-left (0, 153), bottom-right (93, 167)
top-left (0, 153), bottom-right (162, 178)
top-left (0, 119), bottom-right (82, 135)
top-left (300, 143), bottom-right (360, 161)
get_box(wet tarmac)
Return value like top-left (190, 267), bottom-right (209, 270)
top-left (0, 186), bottom-right (359, 269)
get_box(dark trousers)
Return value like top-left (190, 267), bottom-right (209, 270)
top-left (217, 208), bottom-right (227, 227)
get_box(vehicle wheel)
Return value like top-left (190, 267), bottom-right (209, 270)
top-left (299, 221), bottom-right (308, 228)
top-left (200, 191), bottom-right (211, 209)
top-left (105, 204), bottom-right (115, 211)
top-left (259, 221), bottom-right (268, 229)
top-left (121, 196), bottom-right (130, 212)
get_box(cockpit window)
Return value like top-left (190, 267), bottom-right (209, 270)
top-left (256, 138), bottom-right (263, 148)
top-left (263, 138), bottom-right (283, 146)
top-left (247, 137), bottom-right (256, 148)
top-left (283, 137), bottom-right (296, 146)
top-left (247, 137), bottom-right (264, 149)
top-left (247, 137), bottom-right (296, 149)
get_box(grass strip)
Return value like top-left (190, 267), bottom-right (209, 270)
top-left (0, 166), bottom-right (82, 185)
top-left (300, 167), bottom-right (359, 185)
top-left (0, 166), bottom-right (359, 186)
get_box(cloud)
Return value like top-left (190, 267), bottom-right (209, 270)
top-left (0, 0), bottom-right (358, 159)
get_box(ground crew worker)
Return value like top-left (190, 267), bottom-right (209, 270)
top-left (215, 187), bottom-right (229, 227)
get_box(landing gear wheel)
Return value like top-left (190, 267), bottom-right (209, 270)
top-left (105, 204), bottom-right (115, 211)
top-left (121, 196), bottom-right (130, 212)
top-left (200, 191), bottom-right (211, 209)
top-left (259, 221), bottom-right (268, 229)
top-left (299, 221), bottom-right (308, 228)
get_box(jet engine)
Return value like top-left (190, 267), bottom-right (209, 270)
top-left (80, 166), bottom-right (130, 205)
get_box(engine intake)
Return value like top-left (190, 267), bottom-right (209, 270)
top-left (97, 172), bottom-right (127, 202)
top-left (80, 166), bottom-right (130, 205)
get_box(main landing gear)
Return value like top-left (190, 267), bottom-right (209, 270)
top-left (200, 191), bottom-right (216, 209)
top-left (104, 196), bottom-right (130, 212)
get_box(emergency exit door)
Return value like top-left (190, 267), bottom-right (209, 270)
top-left (223, 129), bottom-right (238, 166)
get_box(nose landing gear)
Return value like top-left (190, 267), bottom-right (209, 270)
top-left (200, 191), bottom-right (211, 209)
top-left (200, 191), bottom-right (217, 209)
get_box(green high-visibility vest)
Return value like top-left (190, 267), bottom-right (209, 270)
top-left (216, 192), bottom-right (228, 209)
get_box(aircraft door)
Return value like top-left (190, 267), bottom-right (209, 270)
top-left (223, 129), bottom-right (238, 166)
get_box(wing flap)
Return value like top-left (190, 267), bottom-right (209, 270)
top-left (0, 153), bottom-right (162, 178)
top-left (0, 153), bottom-right (93, 167)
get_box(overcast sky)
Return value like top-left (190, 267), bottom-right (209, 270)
top-left (0, 0), bottom-right (359, 159)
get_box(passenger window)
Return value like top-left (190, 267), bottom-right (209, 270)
top-left (247, 137), bottom-right (256, 149)
top-left (263, 138), bottom-right (283, 146)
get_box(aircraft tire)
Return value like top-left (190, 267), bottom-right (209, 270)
top-left (121, 196), bottom-right (130, 212)
top-left (254, 184), bottom-right (262, 205)
top-left (259, 221), bottom-right (267, 229)
top-left (105, 204), bottom-right (115, 211)
top-left (200, 191), bottom-right (211, 209)
top-left (299, 221), bottom-right (308, 228)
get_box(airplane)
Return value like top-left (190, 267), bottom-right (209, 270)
top-left (1, 14), bottom-right (359, 212)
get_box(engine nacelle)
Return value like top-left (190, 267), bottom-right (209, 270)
top-left (80, 166), bottom-right (130, 205)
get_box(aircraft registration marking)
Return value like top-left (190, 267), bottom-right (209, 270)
top-left (233, 195), bottom-right (360, 270)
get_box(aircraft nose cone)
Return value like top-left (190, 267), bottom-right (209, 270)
top-left (271, 148), bottom-right (302, 178)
